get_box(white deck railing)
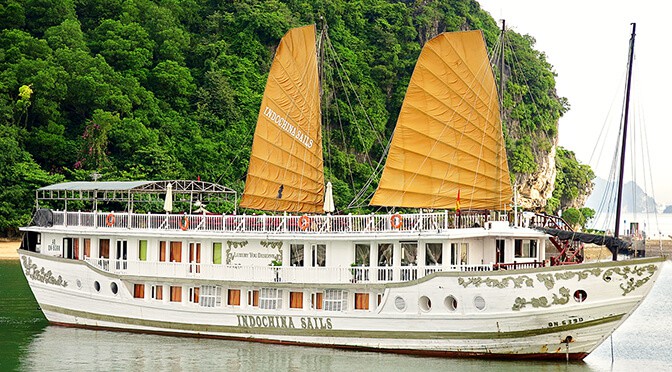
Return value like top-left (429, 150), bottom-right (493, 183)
top-left (51, 210), bottom-right (507, 235)
top-left (83, 257), bottom-right (493, 283)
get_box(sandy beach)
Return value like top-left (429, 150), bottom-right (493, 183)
top-left (0, 240), bottom-right (20, 260)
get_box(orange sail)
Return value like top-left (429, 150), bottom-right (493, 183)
top-left (240, 25), bottom-right (324, 213)
top-left (370, 30), bottom-right (512, 210)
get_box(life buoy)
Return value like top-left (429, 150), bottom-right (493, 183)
top-left (106, 213), bottom-right (115, 227)
top-left (299, 215), bottom-right (311, 230)
top-left (390, 213), bottom-right (402, 229)
top-left (180, 216), bottom-right (190, 231)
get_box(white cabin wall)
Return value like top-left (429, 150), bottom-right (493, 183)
top-left (468, 239), bottom-right (485, 265)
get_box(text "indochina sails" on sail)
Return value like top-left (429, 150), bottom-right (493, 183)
top-left (263, 106), bottom-right (315, 149)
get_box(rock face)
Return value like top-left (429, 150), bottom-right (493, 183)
top-left (516, 141), bottom-right (557, 211)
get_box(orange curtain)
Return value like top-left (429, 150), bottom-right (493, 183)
top-left (170, 286), bottom-right (182, 302)
top-left (355, 293), bottom-right (369, 310)
top-left (83, 239), bottom-right (91, 258)
top-left (134, 284), bottom-right (145, 299)
top-left (99, 239), bottom-right (110, 258)
top-left (73, 239), bottom-right (80, 260)
top-left (189, 243), bottom-right (201, 273)
top-left (154, 286), bottom-right (163, 300)
top-left (228, 289), bottom-right (241, 306)
top-left (159, 241), bottom-right (166, 262)
top-left (192, 287), bottom-right (200, 303)
top-left (290, 292), bottom-right (303, 309)
top-left (313, 292), bottom-right (323, 310)
top-left (170, 241), bottom-right (182, 262)
top-left (249, 290), bottom-right (259, 307)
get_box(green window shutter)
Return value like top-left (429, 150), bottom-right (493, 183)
top-left (139, 240), bottom-right (148, 261)
top-left (213, 242), bottom-right (222, 264)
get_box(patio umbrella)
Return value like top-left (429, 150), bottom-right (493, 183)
top-left (163, 183), bottom-right (173, 213)
top-left (323, 181), bottom-right (335, 213)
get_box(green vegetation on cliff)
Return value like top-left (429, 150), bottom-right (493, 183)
top-left (0, 0), bottom-right (592, 236)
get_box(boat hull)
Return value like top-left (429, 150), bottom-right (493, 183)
top-left (19, 251), bottom-right (663, 360)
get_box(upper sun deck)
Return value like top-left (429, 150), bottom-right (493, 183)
top-left (29, 180), bottom-right (526, 236)
top-left (33, 209), bottom-right (512, 237)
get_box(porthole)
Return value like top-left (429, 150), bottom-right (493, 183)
top-left (474, 296), bottom-right (486, 311)
top-left (394, 296), bottom-right (407, 311)
top-left (444, 295), bottom-right (458, 311)
top-left (93, 281), bottom-right (101, 292)
top-left (418, 296), bottom-right (432, 312)
top-left (110, 282), bottom-right (118, 295)
top-left (574, 290), bottom-right (587, 302)
top-left (76, 279), bottom-right (82, 289)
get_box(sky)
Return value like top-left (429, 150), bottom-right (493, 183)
top-left (478, 0), bottom-right (672, 204)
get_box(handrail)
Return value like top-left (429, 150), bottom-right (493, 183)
top-left (81, 257), bottom-right (494, 283)
top-left (47, 210), bottom-right (508, 235)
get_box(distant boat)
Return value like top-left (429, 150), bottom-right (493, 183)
top-left (18, 24), bottom-right (662, 360)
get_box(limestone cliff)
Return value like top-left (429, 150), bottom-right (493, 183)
top-left (516, 140), bottom-right (557, 211)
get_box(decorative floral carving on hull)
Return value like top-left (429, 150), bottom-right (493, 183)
top-left (260, 241), bottom-right (283, 251)
top-left (458, 275), bottom-right (534, 289)
top-left (602, 264), bottom-right (658, 296)
top-left (512, 287), bottom-right (570, 311)
top-left (21, 256), bottom-right (68, 287)
top-left (536, 268), bottom-right (603, 290)
top-left (225, 240), bottom-right (249, 265)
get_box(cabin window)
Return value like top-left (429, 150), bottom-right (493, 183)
top-left (83, 238), bottom-right (91, 258)
top-left (312, 244), bottom-right (326, 267)
top-left (248, 289), bottom-right (259, 307)
top-left (323, 289), bottom-right (346, 312)
top-left (151, 285), bottom-right (163, 300)
top-left (188, 242), bottom-right (201, 273)
top-left (170, 241), bottom-right (182, 262)
top-left (515, 239), bottom-right (538, 258)
top-left (213, 242), bottom-right (222, 264)
top-left (63, 237), bottom-right (75, 259)
top-left (311, 292), bottom-right (323, 310)
top-left (450, 243), bottom-right (469, 265)
top-left (290, 244), bottom-right (304, 266)
top-left (199, 285), bottom-right (222, 307)
top-left (138, 240), bottom-right (148, 261)
top-left (354, 244), bottom-right (370, 266)
top-left (189, 287), bottom-right (200, 303)
top-left (378, 243), bottom-right (393, 266)
top-left (133, 284), bottom-right (145, 299)
top-left (401, 242), bottom-right (417, 266)
top-left (99, 239), bottom-right (110, 259)
top-left (496, 239), bottom-right (505, 263)
top-left (355, 293), bottom-right (369, 310)
top-left (289, 292), bottom-right (303, 309)
top-left (116, 240), bottom-right (128, 270)
top-left (228, 289), bottom-right (241, 306)
top-left (425, 243), bottom-right (442, 265)
top-left (159, 241), bottom-right (167, 262)
top-left (259, 288), bottom-right (283, 310)
top-left (170, 286), bottom-right (182, 302)
top-left (377, 293), bottom-right (383, 307)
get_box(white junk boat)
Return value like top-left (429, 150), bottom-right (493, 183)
top-left (19, 25), bottom-right (663, 360)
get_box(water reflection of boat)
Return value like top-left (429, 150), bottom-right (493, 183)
top-left (18, 24), bottom-right (663, 360)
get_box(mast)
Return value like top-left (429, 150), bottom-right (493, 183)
top-left (499, 19), bottom-right (505, 112)
top-left (613, 23), bottom-right (637, 261)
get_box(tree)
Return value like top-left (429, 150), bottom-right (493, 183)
top-left (0, 125), bottom-right (63, 237)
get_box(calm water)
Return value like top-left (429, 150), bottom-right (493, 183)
top-left (1, 260), bottom-right (671, 372)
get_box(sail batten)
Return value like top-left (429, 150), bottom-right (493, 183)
top-left (241, 25), bottom-right (324, 213)
top-left (370, 30), bottom-right (512, 210)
